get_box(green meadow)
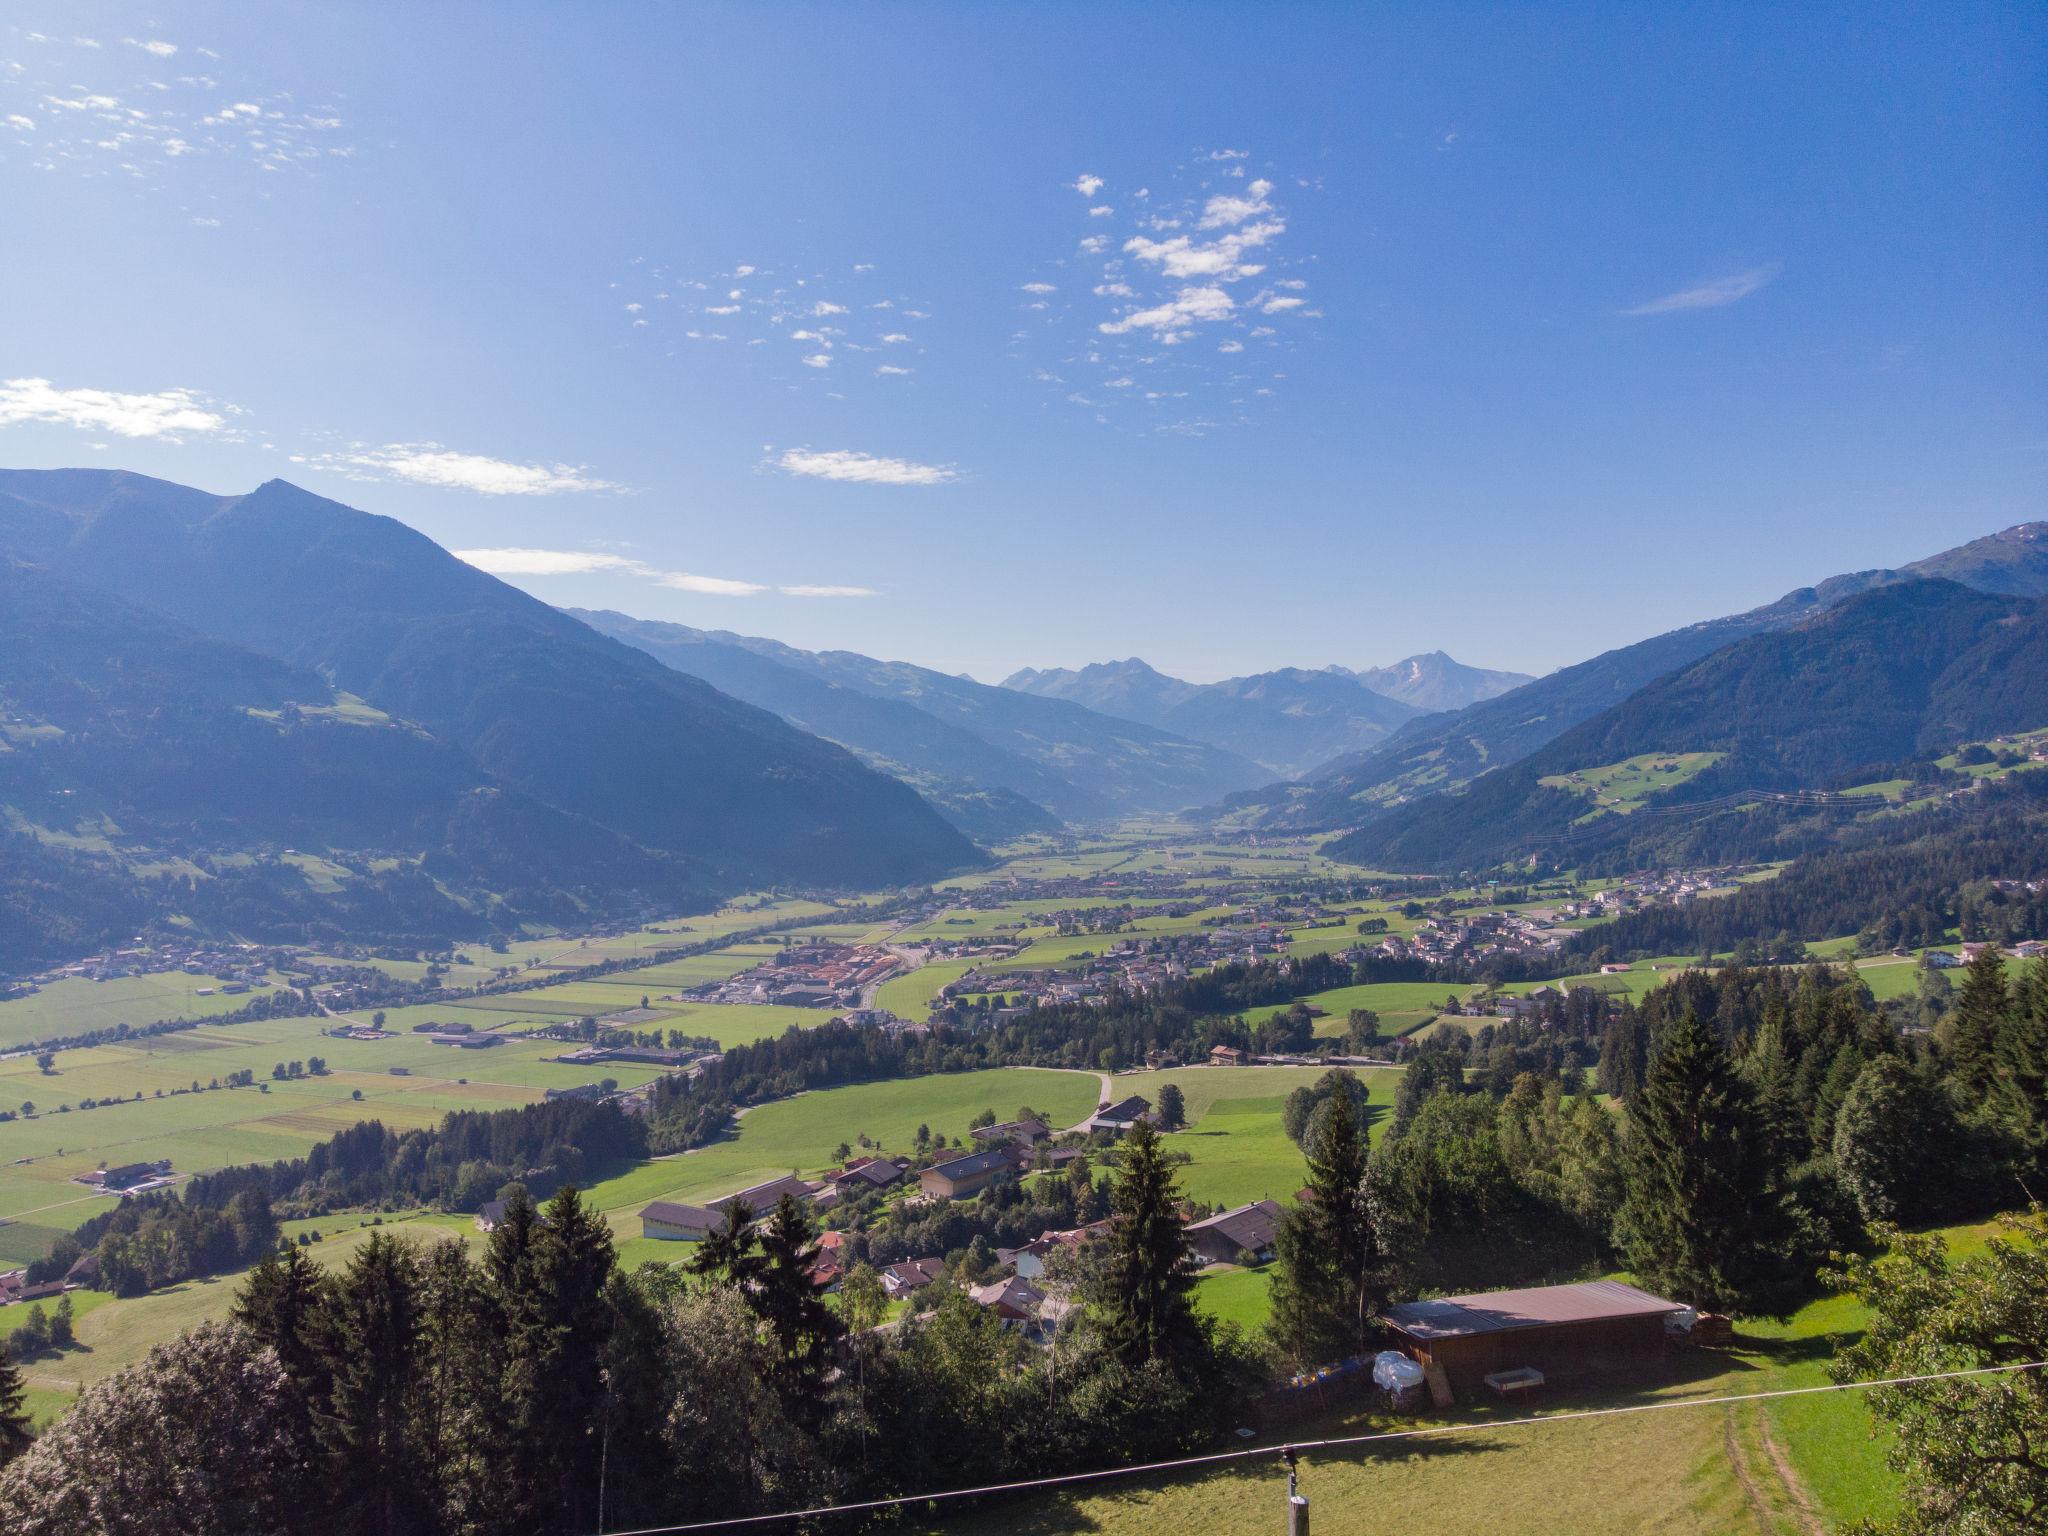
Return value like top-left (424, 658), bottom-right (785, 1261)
top-left (0, 971), bottom-right (291, 1051)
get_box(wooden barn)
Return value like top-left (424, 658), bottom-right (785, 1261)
top-left (1380, 1279), bottom-right (1684, 1396)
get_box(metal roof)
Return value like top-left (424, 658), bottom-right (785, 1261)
top-left (1382, 1280), bottom-right (1683, 1341)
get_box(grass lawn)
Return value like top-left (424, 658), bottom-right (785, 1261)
top-left (581, 1067), bottom-right (1104, 1248)
top-left (1117, 1067), bottom-right (1400, 1209)
top-left (0, 972), bottom-right (291, 1051)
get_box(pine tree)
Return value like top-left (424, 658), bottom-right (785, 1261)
top-left (1267, 1091), bottom-right (1385, 1367)
top-left (1943, 946), bottom-right (2007, 1104)
top-left (1995, 956), bottom-right (2048, 1166)
top-left (234, 1241), bottom-right (331, 1400)
top-left (315, 1231), bottom-right (427, 1536)
top-left (0, 1338), bottom-right (32, 1469)
top-left (1833, 1056), bottom-right (1922, 1225)
top-left (750, 1192), bottom-right (842, 1406)
top-left (1090, 1119), bottom-right (1200, 1370)
top-left (1617, 1011), bottom-right (1797, 1316)
top-left (520, 1185), bottom-right (619, 1534)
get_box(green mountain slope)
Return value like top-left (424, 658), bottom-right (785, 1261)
top-left (1326, 579), bottom-right (2048, 871)
top-left (0, 470), bottom-right (977, 891)
top-left (0, 562), bottom-right (709, 969)
top-left (1232, 522), bottom-right (2048, 830)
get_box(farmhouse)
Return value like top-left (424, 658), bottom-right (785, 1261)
top-left (1381, 1279), bottom-right (1685, 1396)
top-left (919, 1148), bottom-right (1013, 1200)
top-left (829, 1156), bottom-right (907, 1196)
top-left (882, 1257), bottom-right (945, 1297)
top-left (1209, 1045), bottom-right (1250, 1066)
top-left (969, 1274), bottom-right (1047, 1326)
top-left (639, 1174), bottom-right (822, 1241)
top-left (1085, 1095), bottom-right (1153, 1137)
top-left (1186, 1199), bottom-right (1285, 1266)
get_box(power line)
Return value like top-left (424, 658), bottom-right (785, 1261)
top-left (591, 1359), bottom-right (2048, 1535)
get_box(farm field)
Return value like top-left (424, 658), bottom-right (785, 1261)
top-left (0, 971), bottom-right (290, 1051)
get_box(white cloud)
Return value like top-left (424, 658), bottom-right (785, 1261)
top-left (1078, 235), bottom-right (1109, 255)
top-left (875, 364), bottom-right (911, 376)
top-left (1098, 284), bottom-right (1234, 335)
top-left (773, 448), bottom-right (957, 486)
top-left (454, 548), bottom-right (646, 576)
top-left (0, 376), bottom-right (229, 439)
top-left (1093, 281), bottom-right (1135, 298)
top-left (1207, 148), bottom-right (1248, 160)
top-left (1088, 204), bottom-right (1114, 217)
top-left (1261, 295), bottom-right (1305, 313)
top-left (780, 583), bottom-right (875, 598)
top-left (5, 115), bottom-right (34, 131)
top-left (801, 353), bottom-right (832, 368)
top-left (812, 300), bottom-right (846, 316)
top-left (880, 332), bottom-right (910, 343)
top-left (295, 443), bottom-right (620, 495)
top-left (1124, 219), bottom-right (1283, 281)
top-left (1020, 281), bottom-right (1057, 294)
top-left (1218, 340), bottom-right (1244, 353)
top-left (658, 571), bottom-right (766, 596)
top-left (1621, 265), bottom-right (1778, 316)
top-left (125, 37), bottom-right (177, 57)
top-left (1073, 173), bottom-right (1104, 197)
top-left (1199, 178), bottom-right (1272, 228)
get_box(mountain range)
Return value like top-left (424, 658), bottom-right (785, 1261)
top-left (1228, 522), bottom-right (2048, 834)
top-left (998, 653), bottom-right (1528, 777)
top-left (570, 612), bottom-right (1270, 832)
top-left (1328, 577), bottom-right (2048, 871)
top-left (0, 469), bottom-right (979, 966)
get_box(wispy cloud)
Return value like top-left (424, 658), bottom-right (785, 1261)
top-left (453, 548), bottom-right (646, 576)
top-left (1072, 173), bottom-right (1104, 197)
top-left (454, 547), bottom-right (873, 599)
top-left (294, 443), bottom-right (621, 495)
top-left (0, 376), bottom-right (233, 439)
top-left (657, 571), bottom-right (765, 596)
top-left (772, 448), bottom-right (958, 487)
top-left (1621, 265), bottom-right (1779, 316)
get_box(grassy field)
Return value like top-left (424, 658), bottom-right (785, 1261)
top-left (1118, 1066), bottom-right (1400, 1208)
top-left (583, 1067), bottom-right (1104, 1264)
top-left (1538, 750), bottom-right (1726, 818)
top-left (0, 971), bottom-right (290, 1050)
top-left (947, 1217), bottom-right (2003, 1536)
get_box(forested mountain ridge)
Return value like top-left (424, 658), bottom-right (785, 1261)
top-left (0, 561), bottom-right (708, 969)
top-left (574, 610), bottom-right (1269, 818)
top-left (1229, 521), bottom-right (2048, 831)
top-left (1326, 579), bottom-right (2048, 872)
top-left (998, 656), bottom-right (1427, 777)
top-left (0, 469), bottom-right (977, 892)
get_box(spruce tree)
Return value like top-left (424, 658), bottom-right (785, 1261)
top-left (234, 1241), bottom-right (330, 1401)
top-left (1089, 1119), bottom-right (1200, 1370)
top-left (1267, 1090), bottom-right (1385, 1367)
top-left (750, 1192), bottom-right (842, 1406)
top-left (0, 1338), bottom-right (32, 1469)
top-left (315, 1231), bottom-right (427, 1536)
top-left (521, 1185), bottom-right (619, 1534)
top-left (1944, 946), bottom-right (2007, 1104)
top-left (1617, 1011), bottom-right (1796, 1316)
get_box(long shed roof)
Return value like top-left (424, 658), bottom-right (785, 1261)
top-left (1382, 1280), bottom-right (1683, 1342)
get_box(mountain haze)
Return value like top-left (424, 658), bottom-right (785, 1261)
top-left (573, 611), bottom-right (1268, 822)
top-left (999, 656), bottom-right (1428, 777)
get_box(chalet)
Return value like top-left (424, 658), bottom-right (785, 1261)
top-left (1381, 1279), bottom-right (1685, 1397)
top-left (882, 1257), bottom-right (945, 1297)
top-left (1209, 1045), bottom-right (1250, 1067)
top-left (998, 1220), bottom-right (1110, 1280)
top-left (969, 1274), bottom-right (1047, 1326)
top-left (475, 1200), bottom-right (508, 1233)
top-left (639, 1174), bottom-right (821, 1241)
top-left (1085, 1095), bottom-right (1152, 1137)
top-left (829, 1157), bottom-right (907, 1197)
top-left (1186, 1199), bottom-right (1284, 1266)
top-left (969, 1118), bottom-right (1049, 1148)
top-left (919, 1148), bottom-right (1013, 1200)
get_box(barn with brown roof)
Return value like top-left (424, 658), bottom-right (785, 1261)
top-left (1381, 1279), bottom-right (1685, 1395)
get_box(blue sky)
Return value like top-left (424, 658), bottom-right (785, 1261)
top-left (2, 3), bottom-right (2042, 682)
